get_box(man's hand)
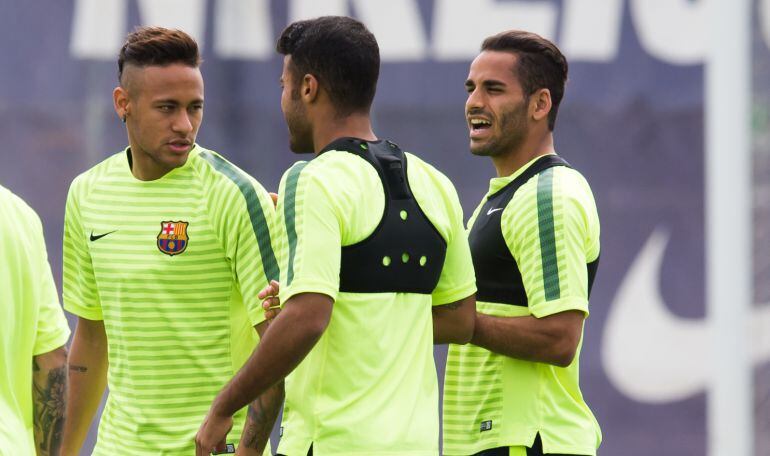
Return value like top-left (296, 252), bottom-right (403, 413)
top-left (195, 409), bottom-right (233, 456)
top-left (259, 280), bottom-right (281, 321)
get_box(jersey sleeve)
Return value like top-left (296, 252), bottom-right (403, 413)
top-left (277, 163), bottom-right (341, 304)
top-left (29, 208), bottom-right (70, 355)
top-left (62, 178), bottom-right (103, 320)
top-left (206, 159), bottom-right (280, 327)
top-left (431, 179), bottom-right (477, 306)
top-left (505, 169), bottom-right (596, 318)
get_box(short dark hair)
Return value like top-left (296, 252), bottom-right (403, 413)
top-left (276, 16), bottom-right (379, 115)
top-left (482, 30), bottom-right (568, 130)
top-left (118, 26), bottom-right (201, 83)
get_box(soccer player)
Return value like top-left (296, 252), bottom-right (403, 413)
top-left (196, 16), bottom-right (476, 456)
top-left (0, 185), bottom-right (70, 455)
top-left (60, 27), bottom-right (281, 455)
top-left (442, 31), bottom-right (602, 456)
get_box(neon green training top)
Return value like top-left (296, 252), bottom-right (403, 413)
top-left (275, 146), bottom-right (476, 456)
top-left (443, 155), bottom-right (602, 455)
top-left (0, 185), bottom-right (70, 454)
top-left (63, 146), bottom-right (278, 455)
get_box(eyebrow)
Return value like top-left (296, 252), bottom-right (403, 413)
top-left (152, 98), bottom-right (204, 106)
top-left (465, 78), bottom-right (507, 87)
top-left (481, 79), bottom-right (507, 88)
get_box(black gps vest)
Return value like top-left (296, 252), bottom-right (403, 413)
top-left (468, 154), bottom-right (599, 306)
top-left (318, 138), bottom-right (447, 294)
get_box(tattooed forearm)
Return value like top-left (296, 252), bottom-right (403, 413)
top-left (240, 382), bottom-right (284, 453)
top-left (33, 357), bottom-right (67, 456)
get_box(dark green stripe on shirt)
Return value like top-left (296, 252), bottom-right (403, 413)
top-left (199, 151), bottom-right (280, 281)
top-left (284, 162), bottom-right (308, 286)
top-left (537, 168), bottom-right (560, 300)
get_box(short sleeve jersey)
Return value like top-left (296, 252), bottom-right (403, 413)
top-left (0, 185), bottom-right (70, 453)
top-left (275, 147), bottom-right (476, 456)
top-left (443, 155), bottom-right (602, 455)
top-left (62, 146), bottom-right (278, 455)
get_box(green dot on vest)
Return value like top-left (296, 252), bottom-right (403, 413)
top-left (400, 210), bottom-right (408, 220)
top-left (402, 253), bottom-right (410, 263)
top-left (382, 256), bottom-right (391, 266)
top-left (419, 256), bottom-right (427, 266)
top-left (360, 143), bottom-right (368, 150)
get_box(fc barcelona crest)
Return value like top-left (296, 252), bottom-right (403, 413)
top-left (157, 221), bottom-right (189, 256)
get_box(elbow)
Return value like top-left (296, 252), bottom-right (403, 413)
top-left (304, 318), bottom-right (329, 341)
top-left (295, 309), bottom-right (331, 342)
top-left (549, 341), bottom-right (578, 368)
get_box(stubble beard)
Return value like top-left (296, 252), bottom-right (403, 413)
top-left (285, 93), bottom-right (314, 154)
top-left (470, 101), bottom-right (528, 158)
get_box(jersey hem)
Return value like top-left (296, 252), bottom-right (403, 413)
top-left (32, 324), bottom-right (71, 356)
top-left (281, 281), bottom-right (338, 304)
top-left (529, 296), bottom-right (588, 318)
top-left (432, 282), bottom-right (477, 306)
top-left (63, 300), bottom-right (104, 321)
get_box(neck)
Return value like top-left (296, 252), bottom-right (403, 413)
top-left (128, 144), bottom-right (174, 181)
top-left (312, 110), bottom-right (377, 154)
top-left (491, 131), bottom-right (555, 177)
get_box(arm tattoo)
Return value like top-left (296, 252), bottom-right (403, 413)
top-left (69, 365), bottom-right (88, 373)
top-left (241, 383), bottom-right (284, 451)
top-left (441, 301), bottom-right (462, 310)
top-left (32, 361), bottom-right (67, 456)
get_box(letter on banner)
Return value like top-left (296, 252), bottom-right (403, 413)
top-left (71, 0), bottom-right (206, 59)
top-left (289, 0), bottom-right (427, 60)
top-left (71, 0), bottom-right (127, 59)
top-left (630, 0), bottom-right (706, 65)
top-left (432, 0), bottom-right (557, 60)
top-left (215, 0), bottom-right (273, 58)
top-left (137, 0), bottom-right (206, 46)
top-left (561, 0), bottom-right (623, 62)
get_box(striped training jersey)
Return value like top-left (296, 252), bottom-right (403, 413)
top-left (62, 145), bottom-right (279, 455)
top-left (442, 154), bottom-right (602, 455)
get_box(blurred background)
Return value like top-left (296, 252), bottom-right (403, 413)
top-left (0, 0), bottom-right (767, 454)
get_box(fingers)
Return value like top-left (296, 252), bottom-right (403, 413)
top-left (213, 439), bottom-right (228, 454)
top-left (262, 296), bottom-right (280, 310)
top-left (257, 280), bottom-right (280, 300)
top-left (195, 417), bottom-right (233, 456)
top-left (264, 307), bottom-right (280, 321)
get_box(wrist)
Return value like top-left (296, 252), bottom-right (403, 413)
top-left (211, 391), bottom-right (236, 418)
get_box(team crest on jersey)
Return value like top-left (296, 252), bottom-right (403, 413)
top-left (157, 221), bottom-right (189, 256)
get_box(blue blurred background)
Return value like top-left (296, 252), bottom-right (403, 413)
top-left (0, 1), bottom-right (768, 454)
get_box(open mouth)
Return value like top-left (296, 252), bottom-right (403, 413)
top-left (469, 118), bottom-right (492, 135)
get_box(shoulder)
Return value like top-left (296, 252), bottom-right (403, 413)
top-left (552, 165), bottom-right (593, 196)
top-left (67, 150), bottom-right (126, 200)
top-left (191, 146), bottom-right (271, 200)
top-left (0, 185), bottom-right (39, 227)
top-left (404, 152), bottom-right (456, 191)
top-left (283, 151), bottom-right (375, 194)
top-left (503, 162), bottom-right (596, 225)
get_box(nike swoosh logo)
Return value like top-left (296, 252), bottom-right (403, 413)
top-left (487, 207), bottom-right (503, 216)
top-left (89, 230), bottom-right (117, 242)
top-left (602, 228), bottom-right (770, 402)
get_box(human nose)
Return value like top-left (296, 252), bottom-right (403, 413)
top-left (466, 87), bottom-right (483, 113)
top-left (171, 111), bottom-right (193, 134)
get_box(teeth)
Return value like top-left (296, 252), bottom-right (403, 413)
top-left (470, 119), bottom-right (491, 126)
